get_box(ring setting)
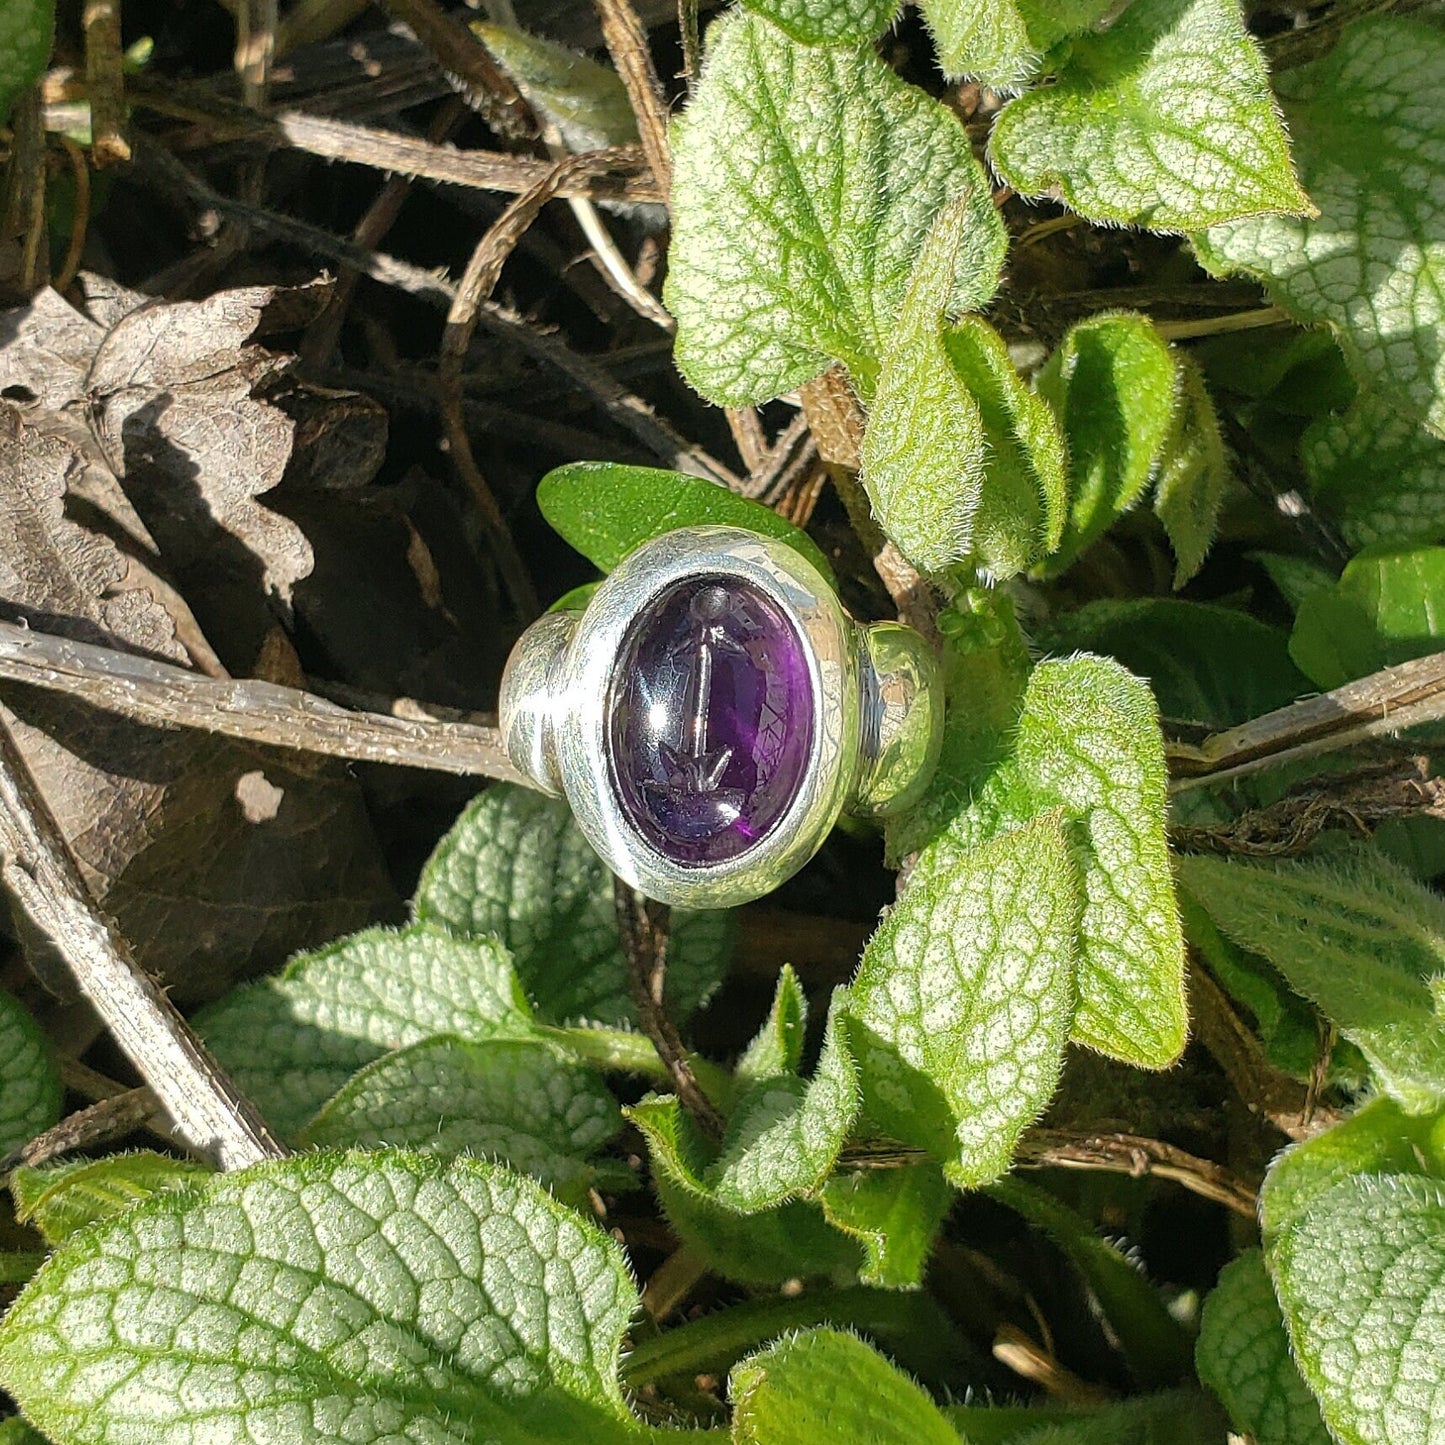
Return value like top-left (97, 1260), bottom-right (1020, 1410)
top-left (500, 526), bottom-right (942, 908)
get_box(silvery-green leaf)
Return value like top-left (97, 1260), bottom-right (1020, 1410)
top-left (1304, 395), bottom-right (1445, 549)
top-left (1179, 850), bottom-right (1445, 1110)
top-left (195, 923), bottom-right (534, 1137)
top-left (1196, 1250), bottom-right (1332, 1445)
top-left (729, 1329), bottom-right (959, 1445)
top-left (1272, 1174), bottom-right (1445, 1445)
top-left (990, 0), bottom-right (1310, 231)
top-left (473, 22), bottom-right (637, 151)
top-left (0, 990), bottom-right (59, 1159)
top-left (918, 0), bottom-right (1117, 90)
top-left (846, 813), bottom-right (1080, 1187)
top-left (1197, 18), bottom-right (1445, 435)
top-left (740, 0), bottom-right (901, 45)
top-left (666, 9), bottom-right (1005, 406)
top-left (415, 784), bottom-right (732, 1026)
top-left (10, 1152), bottom-right (209, 1246)
top-left (0, 1152), bottom-right (650, 1444)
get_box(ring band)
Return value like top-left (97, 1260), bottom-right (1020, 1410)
top-left (500, 526), bottom-right (942, 908)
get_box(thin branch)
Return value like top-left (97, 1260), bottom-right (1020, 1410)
top-left (1168, 651), bottom-right (1445, 792)
top-left (593, 0), bottom-right (672, 200)
top-left (83, 0), bottom-right (131, 165)
top-left (0, 621), bottom-right (529, 784)
top-left (2, 1087), bottom-right (165, 1173)
top-left (613, 878), bottom-right (723, 1137)
top-left (1172, 754), bottom-right (1445, 857)
top-left (678, 0), bottom-right (702, 91)
top-left (0, 703), bottom-right (287, 1170)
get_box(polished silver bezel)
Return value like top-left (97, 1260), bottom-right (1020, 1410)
top-left (552, 526), bottom-right (857, 909)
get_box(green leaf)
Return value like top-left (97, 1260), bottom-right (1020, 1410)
top-left (0, 1152), bottom-right (649, 1445)
top-left (1259, 1096), bottom-right (1444, 1246)
top-left (415, 784), bottom-right (733, 1027)
top-left (989, 0), bottom-right (1309, 231)
top-left (472, 23), bottom-right (638, 151)
top-left (1272, 1174), bottom-right (1445, 1445)
top-left (0, 1420), bottom-right (45, 1444)
top-left (845, 813), bottom-right (1081, 1186)
top-left (1254, 551), bottom-right (1339, 615)
top-left (817, 1162), bottom-right (953, 1289)
top-left (917, 0), bottom-right (1116, 90)
top-left (301, 1036), bottom-right (621, 1202)
top-left (1288, 544), bottom-right (1445, 689)
top-left (739, 0), bottom-right (901, 45)
top-left (0, 990), bottom-right (60, 1159)
top-left (1304, 396), bottom-right (1445, 550)
top-left (1036, 314), bottom-right (1179, 574)
top-left (1197, 18), bottom-right (1445, 436)
top-left (629, 1096), bottom-right (861, 1284)
top-left (863, 205), bottom-right (1067, 576)
top-left (0, 0), bottom-right (52, 121)
top-left (536, 461), bottom-right (836, 587)
top-left (945, 1394), bottom-right (1226, 1443)
top-left (988, 1177), bottom-right (1193, 1389)
top-left (1038, 599), bottom-right (1309, 730)
top-left (729, 1328), bottom-right (958, 1445)
top-left (10, 1152), bottom-right (209, 1246)
top-left (665, 9), bottom-right (1005, 406)
top-left (1196, 1250), bottom-right (1331, 1445)
top-left (736, 965), bottom-right (808, 1087)
top-left (1179, 850), bottom-right (1445, 1110)
top-left (195, 923), bottom-right (535, 1137)
top-left (1152, 357), bottom-right (1229, 586)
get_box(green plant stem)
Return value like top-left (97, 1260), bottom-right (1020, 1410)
top-left (543, 1025), bottom-right (733, 1104)
top-left (618, 1286), bottom-right (968, 1389)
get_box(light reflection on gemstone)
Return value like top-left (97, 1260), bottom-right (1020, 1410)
top-left (606, 575), bottom-right (814, 866)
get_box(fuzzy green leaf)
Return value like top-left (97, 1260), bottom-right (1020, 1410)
top-left (10, 1153), bottom-right (209, 1246)
top-left (0, 990), bottom-right (59, 1159)
top-left (666, 9), bottom-right (1005, 406)
top-left (1196, 1250), bottom-right (1331, 1445)
top-left (989, 1176), bottom-right (1193, 1389)
top-left (1288, 544), bottom-right (1445, 689)
top-left (1259, 1096), bottom-right (1444, 1246)
top-left (301, 1036), bottom-right (621, 1201)
top-left (944, 1393), bottom-right (1228, 1443)
top-left (196, 923), bottom-right (535, 1137)
top-left (0, 0), bottom-right (52, 121)
top-left (740, 0), bottom-right (901, 45)
top-left (0, 1152), bottom-right (649, 1444)
top-left (1304, 396), bottom-right (1445, 550)
top-left (536, 461), bottom-right (835, 586)
top-left (415, 784), bottom-right (732, 1027)
top-left (628, 1095), bottom-right (860, 1284)
top-left (1152, 357), bottom-right (1229, 586)
top-left (917, 0), bottom-right (1116, 90)
top-left (845, 813), bottom-right (1081, 1187)
top-left (1197, 18), bottom-right (1445, 435)
top-left (0, 1421), bottom-right (45, 1443)
top-left (1273, 1174), bottom-right (1445, 1445)
top-left (1036, 313), bottom-right (1179, 574)
top-left (729, 1329), bottom-right (958, 1445)
top-left (1179, 851), bottom-right (1445, 1110)
top-left (735, 964), bottom-right (808, 1088)
top-left (472, 23), bottom-right (637, 151)
top-left (817, 1162), bottom-right (953, 1289)
top-left (989, 0), bottom-right (1309, 231)
top-left (863, 204), bottom-right (1067, 576)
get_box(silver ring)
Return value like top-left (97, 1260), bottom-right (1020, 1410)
top-left (499, 526), bottom-right (942, 908)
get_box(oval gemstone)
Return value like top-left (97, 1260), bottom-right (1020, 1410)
top-left (607, 575), bottom-right (815, 867)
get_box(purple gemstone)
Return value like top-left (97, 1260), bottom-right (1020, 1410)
top-left (607, 575), bottom-right (815, 867)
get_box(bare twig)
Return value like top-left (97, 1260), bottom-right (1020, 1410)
top-left (83, 0), bottom-right (131, 165)
top-left (993, 1325), bottom-right (1109, 1403)
top-left (1172, 755), bottom-right (1445, 857)
top-left (1, 90), bottom-right (48, 300)
top-left (52, 136), bottom-right (91, 293)
top-left (725, 407), bottom-right (768, 473)
top-left (742, 410), bottom-right (813, 501)
top-left (2, 1088), bottom-right (165, 1173)
top-left (234, 0), bottom-right (277, 107)
top-left (0, 703), bottom-right (287, 1170)
top-left (678, 0), bottom-right (702, 90)
top-left (1168, 651), bottom-right (1445, 792)
top-left (1015, 1129), bottom-right (1257, 1218)
top-left (614, 879), bottom-right (723, 1136)
top-left (593, 0), bottom-right (672, 199)
top-left (378, 0), bottom-right (533, 138)
top-left (0, 621), bottom-right (528, 784)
